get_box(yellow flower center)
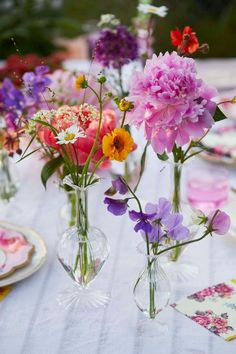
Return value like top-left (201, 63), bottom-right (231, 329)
top-left (64, 132), bottom-right (76, 141)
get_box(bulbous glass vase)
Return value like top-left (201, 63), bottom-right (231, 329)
top-left (159, 161), bottom-right (200, 281)
top-left (0, 149), bottom-right (17, 203)
top-left (133, 242), bottom-right (171, 320)
top-left (57, 176), bottom-right (110, 310)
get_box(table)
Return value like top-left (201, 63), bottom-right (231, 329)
top-left (1, 143), bottom-right (236, 354)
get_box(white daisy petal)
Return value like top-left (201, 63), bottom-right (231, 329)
top-left (137, 4), bottom-right (168, 17)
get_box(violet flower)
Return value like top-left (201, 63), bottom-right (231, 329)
top-left (164, 213), bottom-right (190, 241)
top-left (104, 197), bottom-right (128, 216)
top-left (23, 65), bottom-right (51, 105)
top-left (145, 198), bottom-right (172, 221)
top-left (207, 210), bottom-right (230, 235)
top-left (129, 210), bottom-right (155, 233)
top-left (0, 78), bottom-right (25, 114)
top-left (95, 25), bottom-right (138, 68)
top-left (112, 177), bottom-right (128, 195)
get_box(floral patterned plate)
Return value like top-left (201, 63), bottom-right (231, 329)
top-left (0, 221), bottom-right (47, 287)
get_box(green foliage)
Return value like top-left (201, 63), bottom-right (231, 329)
top-left (41, 156), bottom-right (63, 188)
top-left (0, 0), bottom-right (82, 58)
top-left (213, 106), bottom-right (227, 122)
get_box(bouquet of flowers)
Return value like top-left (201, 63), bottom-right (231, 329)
top-left (104, 175), bottom-right (230, 318)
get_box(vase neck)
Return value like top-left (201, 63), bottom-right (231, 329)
top-left (75, 188), bottom-right (89, 235)
top-left (171, 163), bottom-right (183, 213)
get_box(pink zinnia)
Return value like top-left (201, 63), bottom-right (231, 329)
top-left (127, 52), bottom-right (217, 153)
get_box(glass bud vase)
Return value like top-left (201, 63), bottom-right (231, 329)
top-left (163, 161), bottom-right (199, 281)
top-left (133, 243), bottom-right (171, 320)
top-left (0, 149), bottom-right (17, 203)
top-left (57, 176), bottom-right (110, 310)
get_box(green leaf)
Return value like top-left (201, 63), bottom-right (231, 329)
top-left (134, 142), bottom-right (150, 193)
top-left (41, 156), bottom-right (63, 188)
top-left (157, 151), bottom-right (169, 161)
top-left (213, 106), bottom-right (227, 122)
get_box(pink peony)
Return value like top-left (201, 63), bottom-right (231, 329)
top-left (207, 210), bottom-right (230, 235)
top-left (127, 51), bottom-right (217, 153)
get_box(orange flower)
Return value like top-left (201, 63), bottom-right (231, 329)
top-left (170, 26), bottom-right (199, 55)
top-left (102, 128), bottom-right (134, 162)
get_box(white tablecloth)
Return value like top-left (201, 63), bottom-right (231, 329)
top-left (1, 146), bottom-right (236, 354)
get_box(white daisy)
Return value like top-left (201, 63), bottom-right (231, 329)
top-left (137, 4), bottom-right (168, 17)
top-left (56, 125), bottom-right (86, 145)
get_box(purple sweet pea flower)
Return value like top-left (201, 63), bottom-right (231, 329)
top-left (164, 213), bottom-right (190, 241)
top-left (207, 210), bottom-right (230, 235)
top-left (145, 197), bottom-right (171, 221)
top-left (129, 210), bottom-right (155, 233)
top-left (104, 197), bottom-right (128, 216)
top-left (23, 65), bottom-right (51, 105)
top-left (147, 224), bottom-right (164, 242)
top-left (112, 177), bottom-right (128, 195)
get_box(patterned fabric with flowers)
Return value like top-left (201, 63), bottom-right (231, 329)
top-left (188, 282), bottom-right (235, 302)
top-left (173, 279), bottom-right (236, 341)
top-left (190, 310), bottom-right (234, 336)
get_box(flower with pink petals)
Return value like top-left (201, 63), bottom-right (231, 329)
top-left (207, 210), bottom-right (230, 235)
top-left (127, 51), bottom-right (217, 154)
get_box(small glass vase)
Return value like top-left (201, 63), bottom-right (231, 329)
top-left (163, 161), bottom-right (199, 281)
top-left (133, 242), bottom-right (171, 321)
top-left (57, 176), bottom-right (110, 310)
top-left (0, 149), bottom-right (17, 203)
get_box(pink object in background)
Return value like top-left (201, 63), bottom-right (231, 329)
top-left (187, 166), bottom-right (229, 212)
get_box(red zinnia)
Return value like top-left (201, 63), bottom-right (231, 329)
top-left (170, 26), bottom-right (199, 54)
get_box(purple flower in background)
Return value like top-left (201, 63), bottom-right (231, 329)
top-left (164, 213), bottom-right (190, 241)
top-left (95, 25), bottom-right (138, 68)
top-left (5, 112), bottom-right (18, 130)
top-left (23, 65), bottom-right (51, 105)
top-left (207, 210), bottom-right (230, 235)
top-left (0, 78), bottom-right (25, 114)
top-left (129, 210), bottom-right (155, 233)
top-left (112, 177), bottom-right (128, 195)
top-left (104, 197), bottom-right (128, 216)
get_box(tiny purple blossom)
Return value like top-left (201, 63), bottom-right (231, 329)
top-left (129, 210), bottom-right (155, 233)
top-left (207, 210), bottom-right (230, 235)
top-left (112, 177), bottom-right (128, 195)
top-left (104, 197), bottom-right (128, 216)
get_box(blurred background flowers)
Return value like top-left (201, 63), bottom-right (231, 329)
top-left (0, 0), bottom-right (235, 59)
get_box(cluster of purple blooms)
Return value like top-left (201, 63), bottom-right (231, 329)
top-left (0, 65), bottom-right (51, 129)
top-left (104, 177), bottom-right (190, 243)
top-left (95, 25), bottom-right (139, 68)
top-left (0, 79), bottom-right (25, 129)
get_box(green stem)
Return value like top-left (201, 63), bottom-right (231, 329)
top-left (80, 83), bottom-right (103, 186)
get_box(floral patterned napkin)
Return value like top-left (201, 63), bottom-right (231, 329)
top-left (172, 279), bottom-right (236, 341)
